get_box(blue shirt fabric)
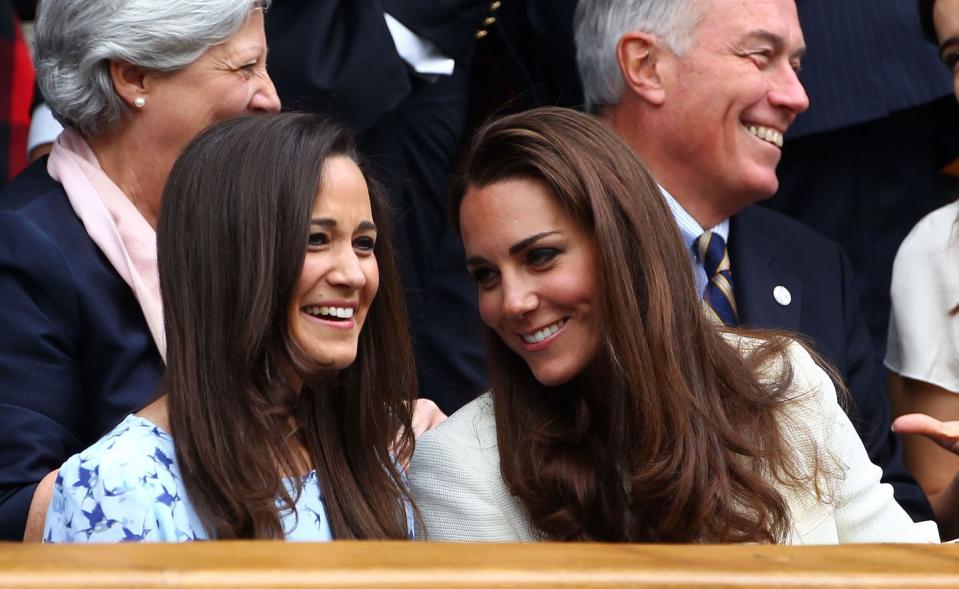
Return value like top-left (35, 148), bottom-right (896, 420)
top-left (659, 186), bottom-right (730, 299)
top-left (43, 415), bottom-right (334, 543)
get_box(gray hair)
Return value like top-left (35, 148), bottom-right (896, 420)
top-left (575, 0), bottom-right (703, 112)
top-left (34, 0), bottom-right (272, 137)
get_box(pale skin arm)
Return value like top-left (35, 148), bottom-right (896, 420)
top-left (22, 470), bottom-right (59, 542)
top-left (890, 373), bottom-right (959, 539)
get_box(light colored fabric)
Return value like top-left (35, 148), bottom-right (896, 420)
top-left (43, 414), bottom-right (334, 542)
top-left (384, 13), bottom-right (455, 76)
top-left (659, 185), bottom-right (730, 299)
top-left (27, 103), bottom-right (63, 155)
top-left (886, 201), bottom-right (959, 393)
top-left (409, 336), bottom-right (940, 544)
top-left (46, 129), bottom-right (165, 359)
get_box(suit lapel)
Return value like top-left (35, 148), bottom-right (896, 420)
top-left (728, 210), bottom-right (803, 332)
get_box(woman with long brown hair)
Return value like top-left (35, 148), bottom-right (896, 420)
top-left (43, 113), bottom-right (418, 541)
top-left (409, 107), bottom-right (938, 543)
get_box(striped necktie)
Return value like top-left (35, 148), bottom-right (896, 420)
top-left (694, 231), bottom-right (739, 327)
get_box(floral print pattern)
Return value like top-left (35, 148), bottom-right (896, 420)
top-left (43, 415), bottom-right (334, 542)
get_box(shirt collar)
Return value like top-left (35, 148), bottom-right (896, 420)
top-left (658, 184), bottom-right (730, 248)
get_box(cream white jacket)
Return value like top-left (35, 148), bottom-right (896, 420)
top-left (409, 339), bottom-right (939, 544)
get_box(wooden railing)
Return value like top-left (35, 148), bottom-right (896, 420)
top-left (1, 542), bottom-right (959, 588)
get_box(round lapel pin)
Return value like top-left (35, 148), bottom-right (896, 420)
top-left (773, 285), bottom-right (792, 307)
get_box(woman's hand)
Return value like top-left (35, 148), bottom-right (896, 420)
top-left (893, 412), bottom-right (959, 540)
top-left (412, 399), bottom-right (447, 439)
top-left (893, 413), bottom-right (959, 455)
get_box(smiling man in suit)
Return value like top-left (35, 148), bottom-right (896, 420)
top-left (574, 0), bottom-right (934, 522)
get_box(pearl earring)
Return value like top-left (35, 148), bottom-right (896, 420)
top-left (134, 96), bottom-right (146, 108)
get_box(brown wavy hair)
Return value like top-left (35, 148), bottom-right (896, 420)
top-left (451, 107), bottom-right (825, 543)
top-left (157, 113), bottom-right (417, 539)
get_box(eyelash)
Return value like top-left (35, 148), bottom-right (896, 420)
top-left (468, 247), bottom-right (563, 288)
top-left (308, 232), bottom-right (328, 247)
top-left (307, 232), bottom-right (376, 253)
top-left (527, 247), bottom-right (561, 266)
top-left (470, 267), bottom-right (497, 287)
top-left (945, 53), bottom-right (959, 70)
top-left (353, 236), bottom-right (376, 253)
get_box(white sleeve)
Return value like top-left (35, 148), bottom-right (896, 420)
top-left (886, 203), bottom-right (959, 393)
top-left (788, 343), bottom-right (940, 543)
top-left (27, 103), bottom-right (63, 155)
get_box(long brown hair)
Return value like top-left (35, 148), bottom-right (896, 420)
top-left (451, 107), bottom-right (823, 543)
top-left (157, 113), bottom-right (417, 539)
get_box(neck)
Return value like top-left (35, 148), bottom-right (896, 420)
top-left (604, 105), bottom-right (732, 230)
top-left (86, 128), bottom-right (172, 228)
top-left (137, 395), bottom-right (171, 432)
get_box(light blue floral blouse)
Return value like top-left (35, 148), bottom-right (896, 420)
top-left (43, 415), bottom-right (335, 542)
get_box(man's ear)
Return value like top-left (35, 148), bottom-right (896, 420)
top-left (109, 60), bottom-right (148, 109)
top-left (616, 31), bottom-right (668, 106)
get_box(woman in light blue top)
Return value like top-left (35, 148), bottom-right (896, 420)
top-left (44, 113), bottom-right (419, 541)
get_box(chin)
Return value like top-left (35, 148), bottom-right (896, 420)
top-left (530, 364), bottom-right (578, 388)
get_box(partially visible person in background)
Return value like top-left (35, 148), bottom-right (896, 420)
top-left (765, 0), bottom-right (959, 359)
top-left (264, 1), bottom-right (491, 414)
top-left (0, 0), bottom-right (281, 541)
top-left (44, 113), bottom-right (419, 543)
top-left (0, 0), bottom-right (36, 186)
top-left (887, 0), bottom-right (959, 541)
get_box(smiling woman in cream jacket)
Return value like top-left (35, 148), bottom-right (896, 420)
top-left (408, 107), bottom-right (939, 545)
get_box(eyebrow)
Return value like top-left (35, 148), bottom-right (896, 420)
top-left (741, 29), bottom-right (807, 60)
top-left (310, 218), bottom-right (377, 232)
top-left (508, 231), bottom-right (561, 256)
top-left (465, 231), bottom-right (561, 266)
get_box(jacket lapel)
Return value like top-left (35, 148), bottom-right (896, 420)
top-left (728, 210), bottom-right (803, 332)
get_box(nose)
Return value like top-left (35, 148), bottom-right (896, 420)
top-left (769, 65), bottom-right (810, 116)
top-left (251, 71), bottom-right (281, 113)
top-left (500, 272), bottom-right (538, 319)
top-left (327, 246), bottom-right (367, 290)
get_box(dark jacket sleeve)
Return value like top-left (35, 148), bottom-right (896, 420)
top-left (0, 212), bottom-right (82, 540)
top-left (835, 247), bottom-right (934, 522)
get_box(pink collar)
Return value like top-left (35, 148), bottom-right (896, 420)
top-left (47, 129), bottom-right (166, 360)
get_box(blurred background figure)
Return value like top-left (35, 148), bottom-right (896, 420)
top-left (1, 0), bottom-right (280, 541)
top-left (766, 0), bottom-right (959, 360)
top-left (0, 1), bottom-right (36, 186)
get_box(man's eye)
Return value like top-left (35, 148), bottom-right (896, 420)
top-left (308, 232), bottom-right (329, 247)
top-left (527, 248), bottom-right (561, 266)
top-left (353, 236), bottom-right (376, 252)
top-left (746, 50), bottom-right (773, 67)
top-left (945, 52), bottom-right (959, 70)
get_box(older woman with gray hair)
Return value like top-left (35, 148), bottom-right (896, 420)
top-left (0, 0), bottom-right (279, 541)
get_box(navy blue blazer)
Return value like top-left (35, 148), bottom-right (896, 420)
top-left (729, 205), bottom-right (933, 521)
top-left (0, 159), bottom-right (164, 540)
